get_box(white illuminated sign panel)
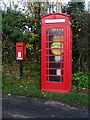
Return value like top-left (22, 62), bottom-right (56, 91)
top-left (45, 19), bottom-right (65, 23)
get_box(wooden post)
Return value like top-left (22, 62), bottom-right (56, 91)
top-left (20, 61), bottom-right (23, 79)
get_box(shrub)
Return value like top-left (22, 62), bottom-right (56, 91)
top-left (72, 72), bottom-right (89, 90)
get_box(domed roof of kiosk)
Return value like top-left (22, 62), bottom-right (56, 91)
top-left (42, 13), bottom-right (72, 22)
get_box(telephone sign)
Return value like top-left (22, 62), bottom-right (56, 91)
top-left (41, 13), bottom-right (72, 92)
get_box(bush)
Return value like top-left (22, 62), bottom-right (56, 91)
top-left (72, 72), bottom-right (89, 90)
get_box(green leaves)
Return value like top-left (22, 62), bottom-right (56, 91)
top-left (62, 2), bottom-right (88, 72)
top-left (2, 10), bottom-right (29, 64)
top-left (2, 10), bottom-right (28, 40)
top-left (72, 72), bottom-right (89, 90)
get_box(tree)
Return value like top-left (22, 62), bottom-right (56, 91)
top-left (2, 9), bottom-right (30, 64)
top-left (24, 1), bottom-right (57, 63)
top-left (62, 2), bottom-right (88, 72)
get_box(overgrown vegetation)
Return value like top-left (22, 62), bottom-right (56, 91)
top-left (2, 63), bottom-right (89, 107)
top-left (72, 72), bottom-right (89, 90)
top-left (62, 2), bottom-right (88, 72)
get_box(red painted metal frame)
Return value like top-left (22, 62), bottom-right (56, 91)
top-left (16, 42), bottom-right (26, 61)
top-left (41, 13), bottom-right (72, 92)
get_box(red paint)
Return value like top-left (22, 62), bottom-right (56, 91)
top-left (16, 42), bottom-right (26, 60)
top-left (41, 13), bottom-right (72, 92)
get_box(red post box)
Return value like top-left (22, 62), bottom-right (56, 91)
top-left (41, 13), bottom-right (72, 92)
top-left (16, 42), bottom-right (26, 60)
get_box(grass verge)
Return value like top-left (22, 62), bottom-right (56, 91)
top-left (2, 62), bottom-right (88, 108)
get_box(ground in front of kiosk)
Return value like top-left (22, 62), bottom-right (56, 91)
top-left (2, 95), bottom-right (88, 118)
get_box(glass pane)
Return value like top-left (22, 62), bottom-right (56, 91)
top-left (49, 55), bottom-right (55, 61)
top-left (49, 29), bottom-right (60, 34)
top-left (49, 63), bottom-right (60, 68)
top-left (61, 28), bottom-right (64, 34)
top-left (49, 70), bottom-right (57, 75)
top-left (55, 56), bottom-right (64, 62)
top-left (49, 36), bottom-right (61, 42)
top-left (49, 76), bottom-right (60, 82)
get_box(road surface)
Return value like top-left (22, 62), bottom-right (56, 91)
top-left (2, 95), bottom-right (88, 118)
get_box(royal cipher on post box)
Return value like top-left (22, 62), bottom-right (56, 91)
top-left (16, 42), bottom-right (26, 60)
top-left (41, 13), bottom-right (72, 92)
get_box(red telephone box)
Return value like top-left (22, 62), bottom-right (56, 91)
top-left (16, 42), bottom-right (26, 60)
top-left (41, 13), bottom-right (72, 92)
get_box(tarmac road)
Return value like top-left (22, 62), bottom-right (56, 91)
top-left (2, 95), bottom-right (88, 118)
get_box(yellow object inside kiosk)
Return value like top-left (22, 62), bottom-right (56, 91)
top-left (51, 36), bottom-right (64, 55)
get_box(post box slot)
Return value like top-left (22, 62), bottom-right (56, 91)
top-left (17, 45), bottom-right (23, 47)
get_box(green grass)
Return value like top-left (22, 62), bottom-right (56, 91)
top-left (2, 62), bottom-right (88, 108)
